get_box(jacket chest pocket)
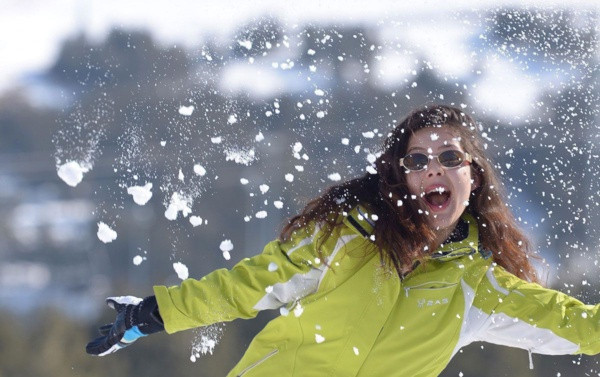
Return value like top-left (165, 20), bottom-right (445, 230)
top-left (403, 281), bottom-right (459, 309)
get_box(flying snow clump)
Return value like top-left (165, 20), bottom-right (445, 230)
top-left (362, 131), bottom-right (375, 139)
top-left (225, 148), bottom-right (256, 165)
top-left (190, 216), bottom-right (203, 227)
top-left (57, 161), bottom-right (90, 187)
top-left (238, 40), bottom-right (252, 50)
top-left (97, 222), bottom-right (117, 243)
top-left (173, 262), bottom-right (189, 280)
top-left (220, 239), bottom-right (234, 260)
top-left (164, 192), bottom-right (192, 220)
top-left (193, 164), bottom-right (206, 176)
top-left (126, 183), bottom-right (153, 205)
top-left (179, 105), bottom-right (194, 116)
top-left (328, 173), bottom-right (342, 181)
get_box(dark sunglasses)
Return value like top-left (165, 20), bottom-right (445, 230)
top-left (399, 150), bottom-right (472, 172)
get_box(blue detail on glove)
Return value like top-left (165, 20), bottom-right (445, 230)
top-left (122, 326), bottom-right (147, 343)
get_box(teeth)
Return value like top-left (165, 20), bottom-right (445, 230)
top-left (426, 187), bottom-right (447, 194)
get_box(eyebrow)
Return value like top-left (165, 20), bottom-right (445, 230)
top-left (407, 144), bottom-right (458, 153)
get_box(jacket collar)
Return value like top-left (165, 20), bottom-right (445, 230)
top-left (344, 205), bottom-right (480, 261)
top-left (430, 212), bottom-right (479, 261)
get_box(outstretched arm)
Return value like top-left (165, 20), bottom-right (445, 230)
top-left (469, 264), bottom-right (600, 355)
top-left (154, 222), bottom-right (334, 334)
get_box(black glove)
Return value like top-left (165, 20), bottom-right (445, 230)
top-left (86, 295), bottom-right (164, 356)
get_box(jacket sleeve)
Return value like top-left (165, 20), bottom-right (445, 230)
top-left (470, 264), bottom-right (600, 355)
top-left (153, 222), bottom-right (334, 334)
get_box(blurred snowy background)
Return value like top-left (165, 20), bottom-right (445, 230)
top-left (1, 0), bottom-right (600, 376)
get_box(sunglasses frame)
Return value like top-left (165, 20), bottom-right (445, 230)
top-left (399, 150), bottom-right (472, 172)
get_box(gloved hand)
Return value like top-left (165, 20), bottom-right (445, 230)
top-left (86, 295), bottom-right (164, 356)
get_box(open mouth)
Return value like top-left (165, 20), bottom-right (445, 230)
top-left (423, 187), bottom-right (451, 211)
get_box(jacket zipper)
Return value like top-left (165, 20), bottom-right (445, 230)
top-left (237, 349), bottom-right (279, 376)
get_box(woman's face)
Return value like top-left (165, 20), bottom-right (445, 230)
top-left (404, 126), bottom-right (477, 233)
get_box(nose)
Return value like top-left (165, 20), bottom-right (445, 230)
top-left (426, 157), bottom-right (444, 177)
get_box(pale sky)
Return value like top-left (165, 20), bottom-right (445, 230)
top-left (0, 0), bottom-right (596, 96)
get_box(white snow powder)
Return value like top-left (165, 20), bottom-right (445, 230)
top-left (362, 131), bottom-right (375, 138)
top-left (225, 148), bottom-right (256, 165)
top-left (227, 114), bottom-right (237, 124)
top-left (430, 133), bottom-right (439, 141)
top-left (220, 239), bottom-right (233, 252)
top-left (179, 105), bottom-right (194, 116)
top-left (126, 183), bottom-right (153, 205)
top-left (293, 142), bottom-right (303, 153)
top-left (259, 184), bottom-right (269, 194)
top-left (315, 334), bottom-right (325, 343)
top-left (238, 40), bottom-right (252, 50)
top-left (255, 132), bottom-right (264, 142)
top-left (211, 136), bottom-right (222, 144)
top-left (341, 138), bottom-right (349, 145)
top-left (240, 178), bottom-right (249, 185)
top-left (178, 169), bottom-right (185, 181)
top-left (274, 201), bottom-right (283, 209)
top-left (97, 222), bottom-right (117, 243)
top-left (316, 111), bottom-right (325, 118)
top-left (193, 164), bottom-right (206, 176)
top-left (173, 262), bottom-right (189, 280)
top-left (190, 216), bottom-right (203, 227)
top-left (314, 89), bottom-right (325, 96)
top-left (285, 174), bottom-right (294, 182)
top-left (133, 255), bottom-right (144, 265)
top-left (294, 303), bottom-right (304, 317)
top-left (268, 262), bottom-right (278, 272)
top-left (164, 192), bottom-right (192, 220)
top-left (328, 173), bottom-right (341, 181)
top-left (353, 347), bottom-right (360, 355)
top-left (57, 161), bottom-right (90, 187)
top-left (220, 240), bottom-right (233, 261)
top-left (255, 210), bottom-right (267, 219)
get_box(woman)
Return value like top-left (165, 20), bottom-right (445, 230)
top-left (87, 105), bottom-right (600, 376)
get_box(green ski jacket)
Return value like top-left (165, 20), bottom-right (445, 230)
top-left (154, 206), bottom-right (600, 376)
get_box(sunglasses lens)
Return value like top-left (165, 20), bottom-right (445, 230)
top-left (438, 150), bottom-right (464, 167)
top-left (403, 153), bottom-right (428, 170)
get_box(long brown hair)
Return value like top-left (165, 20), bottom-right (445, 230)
top-left (280, 104), bottom-right (538, 282)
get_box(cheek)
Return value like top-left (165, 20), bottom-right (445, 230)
top-left (405, 173), bottom-right (423, 193)
top-left (455, 170), bottom-right (473, 196)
